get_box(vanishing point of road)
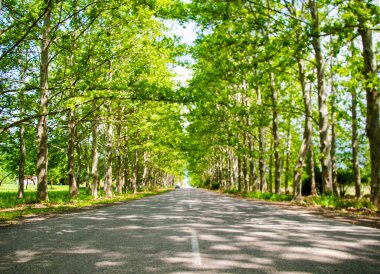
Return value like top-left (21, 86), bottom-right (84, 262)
top-left (1, 188), bottom-right (380, 273)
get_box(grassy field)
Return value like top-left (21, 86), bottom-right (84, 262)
top-left (0, 183), bottom-right (171, 223)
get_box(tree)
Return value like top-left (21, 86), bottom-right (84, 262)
top-left (337, 0), bottom-right (379, 204)
top-left (36, 0), bottom-right (51, 202)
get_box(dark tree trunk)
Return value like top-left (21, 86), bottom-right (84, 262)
top-left (269, 138), bottom-right (273, 193)
top-left (76, 141), bottom-right (82, 189)
top-left (359, 27), bottom-right (380, 207)
top-left (248, 134), bottom-right (257, 192)
top-left (133, 149), bottom-right (139, 194)
top-left (349, 45), bottom-right (361, 199)
top-left (36, 3), bottom-right (51, 202)
top-left (68, 108), bottom-right (78, 198)
top-left (68, 0), bottom-right (79, 198)
top-left (18, 62), bottom-right (26, 199)
top-left (293, 59), bottom-right (313, 199)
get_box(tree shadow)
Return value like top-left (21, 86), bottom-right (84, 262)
top-left (0, 189), bottom-right (379, 273)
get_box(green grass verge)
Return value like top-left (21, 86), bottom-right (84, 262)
top-left (0, 184), bottom-right (171, 222)
top-left (222, 189), bottom-right (377, 212)
top-left (223, 189), bottom-right (293, 201)
top-left (242, 191), bottom-right (293, 202)
top-left (312, 195), bottom-right (375, 210)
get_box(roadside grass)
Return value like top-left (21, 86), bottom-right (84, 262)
top-left (242, 191), bottom-right (293, 202)
top-left (312, 195), bottom-right (375, 211)
top-left (223, 189), bottom-right (293, 202)
top-left (0, 183), bottom-right (171, 222)
top-left (222, 189), bottom-right (378, 213)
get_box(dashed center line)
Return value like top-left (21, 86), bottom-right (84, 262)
top-left (190, 228), bottom-right (202, 266)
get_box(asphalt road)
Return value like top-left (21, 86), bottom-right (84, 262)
top-left (1, 188), bottom-right (380, 274)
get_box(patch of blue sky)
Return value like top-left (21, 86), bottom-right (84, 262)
top-left (164, 19), bottom-right (198, 85)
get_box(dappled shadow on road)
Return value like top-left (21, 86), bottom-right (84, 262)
top-left (0, 189), bottom-right (380, 273)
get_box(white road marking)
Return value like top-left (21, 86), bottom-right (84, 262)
top-left (190, 229), bottom-right (202, 266)
top-left (189, 203), bottom-right (192, 209)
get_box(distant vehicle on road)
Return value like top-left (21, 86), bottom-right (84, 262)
top-left (175, 184), bottom-right (180, 189)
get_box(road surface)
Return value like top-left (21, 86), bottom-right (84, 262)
top-left (1, 188), bottom-right (380, 273)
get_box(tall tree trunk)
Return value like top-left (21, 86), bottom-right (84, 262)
top-left (309, 0), bottom-right (332, 194)
top-left (133, 149), bottom-right (139, 194)
top-left (18, 66), bottom-right (26, 199)
top-left (233, 154), bottom-right (239, 190)
top-left (237, 148), bottom-right (242, 192)
top-left (123, 155), bottom-right (129, 193)
top-left (105, 105), bottom-right (113, 198)
top-left (351, 88), bottom-right (362, 198)
top-left (330, 58), bottom-right (338, 196)
top-left (123, 132), bottom-right (129, 193)
top-left (221, 151), bottom-right (227, 191)
top-left (257, 87), bottom-right (267, 192)
top-left (309, 142), bottom-right (317, 196)
top-left (349, 43), bottom-right (361, 199)
top-left (227, 146), bottom-right (234, 190)
top-left (284, 116), bottom-right (292, 194)
top-left (67, 108), bottom-right (78, 198)
top-left (270, 72), bottom-right (281, 194)
top-left (248, 133), bottom-right (257, 192)
top-left (91, 101), bottom-right (99, 199)
top-left (243, 133), bottom-right (248, 193)
top-left (269, 138), bottom-right (273, 193)
top-left (358, 27), bottom-right (380, 207)
top-left (84, 142), bottom-right (90, 194)
top-left (76, 141), bottom-right (82, 189)
top-left (102, 125), bottom-right (107, 191)
top-left (36, 2), bottom-right (51, 202)
top-left (351, 84), bottom-right (361, 198)
top-left (330, 93), bottom-right (338, 196)
top-left (293, 59), bottom-right (313, 200)
top-left (68, 0), bottom-right (79, 199)
top-left (142, 151), bottom-right (149, 190)
top-left (116, 118), bottom-right (123, 194)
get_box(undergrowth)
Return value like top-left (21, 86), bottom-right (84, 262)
top-left (223, 189), bottom-right (293, 202)
top-left (222, 189), bottom-right (377, 211)
top-left (242, 191), bottom-right (293, 202)
top-left (312, 195), bottom-right (375, 210)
